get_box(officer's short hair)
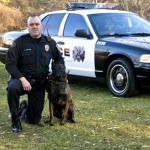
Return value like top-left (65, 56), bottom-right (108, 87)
top-left (29, 14), bottom-right (39, 18)
top-left (27, 14), bottom-right (41, 25)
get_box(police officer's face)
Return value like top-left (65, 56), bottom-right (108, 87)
top-left (27, 16), bottom-right (43, 39)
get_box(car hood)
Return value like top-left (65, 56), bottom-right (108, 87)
top-left (2, 30), bottom-right (28, 40)
top-left (102, 36), bottom-right (150, 49)
top-left (2, 30), bottom-right (28, 46)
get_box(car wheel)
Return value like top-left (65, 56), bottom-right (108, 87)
top-left (106, 58), bottom-right (138, 97)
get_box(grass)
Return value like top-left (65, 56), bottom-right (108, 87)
top-left (0, 62), bottom-right (150, 150)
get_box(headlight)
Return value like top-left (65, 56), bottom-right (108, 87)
top-left (139, 54), bottom-right (150, 63)
top-left (2, 36), bottom-right (14, 46)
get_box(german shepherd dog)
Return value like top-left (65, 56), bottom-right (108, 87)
top-left (47, 62), bottom-right (75, 125)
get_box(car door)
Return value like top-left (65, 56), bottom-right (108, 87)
top-left (56, 13), bottom-right (97, 77)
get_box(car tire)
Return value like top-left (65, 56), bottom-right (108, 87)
top-left (106, 58), bottom-right (138, 97)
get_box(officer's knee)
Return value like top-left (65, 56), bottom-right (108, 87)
top-left (7, 85), bottom-right (18, 93)
top-left (7, 79), bottom-right (23, 93)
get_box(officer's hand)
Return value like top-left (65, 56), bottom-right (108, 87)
top-left (20, 77), bottom-right (32, 91)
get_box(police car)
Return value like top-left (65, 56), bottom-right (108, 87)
top-left (1, 2), bottom-right (150, 97)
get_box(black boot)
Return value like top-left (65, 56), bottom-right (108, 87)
top-left (12, 117), bottom-right (22, 133)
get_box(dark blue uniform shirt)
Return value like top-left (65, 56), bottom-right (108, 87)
top-left (5, 33), bottom-right (64, 79)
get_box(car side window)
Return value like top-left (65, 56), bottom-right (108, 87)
top-left (41, 15), bottom-right (51, 34)
top-left (44, 13), bottom-right (65, 36)
top-left (63, 14), bottom-right (89, 37)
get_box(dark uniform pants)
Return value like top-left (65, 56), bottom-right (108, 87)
top-left (7, 79), bottom-right (45, 124)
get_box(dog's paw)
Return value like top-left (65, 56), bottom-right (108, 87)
top-left (60, 122), bottom-right (65, 126)
top-left (49, 123), bottom-right (54, 126)
top-left (44, 120), bottom-right (50, 124)
top-left (37, 123), bottom-right (44, 127)
top-left (70, 120), bottom-right (76, 123)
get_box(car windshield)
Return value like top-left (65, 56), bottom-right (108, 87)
top-left (88, 13), bottom-right (150, 37)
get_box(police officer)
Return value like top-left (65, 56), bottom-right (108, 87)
top-left (5, 14), bottom-right (65, 133)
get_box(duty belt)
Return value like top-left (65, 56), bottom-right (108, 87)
top-left (25, 75), bottom-right (47, 86)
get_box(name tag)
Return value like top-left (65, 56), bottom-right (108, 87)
top-left (24, 49), bottom-right (31, 51)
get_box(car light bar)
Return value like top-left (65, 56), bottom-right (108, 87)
top-left (67, 2), bottom-right (119, 10)
top-left (97, 3), bottom-right (119, 9)
top-left (67, 2), bottom-right (97, 10)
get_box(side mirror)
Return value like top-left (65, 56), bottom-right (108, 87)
top-left (75, 29), bottom-right (93, 39)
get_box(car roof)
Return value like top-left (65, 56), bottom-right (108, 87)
top-left (40, 9), bottom-right (133, 18)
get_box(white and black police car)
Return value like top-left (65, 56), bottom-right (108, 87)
top-left (1, 2), bottom-right (150, 97)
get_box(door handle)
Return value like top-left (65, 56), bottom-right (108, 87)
top-left (57, 41), bottom-right (65, 45)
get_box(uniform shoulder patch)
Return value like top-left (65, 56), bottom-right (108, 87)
top-left (11, 42), bottom-right (16, 48)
